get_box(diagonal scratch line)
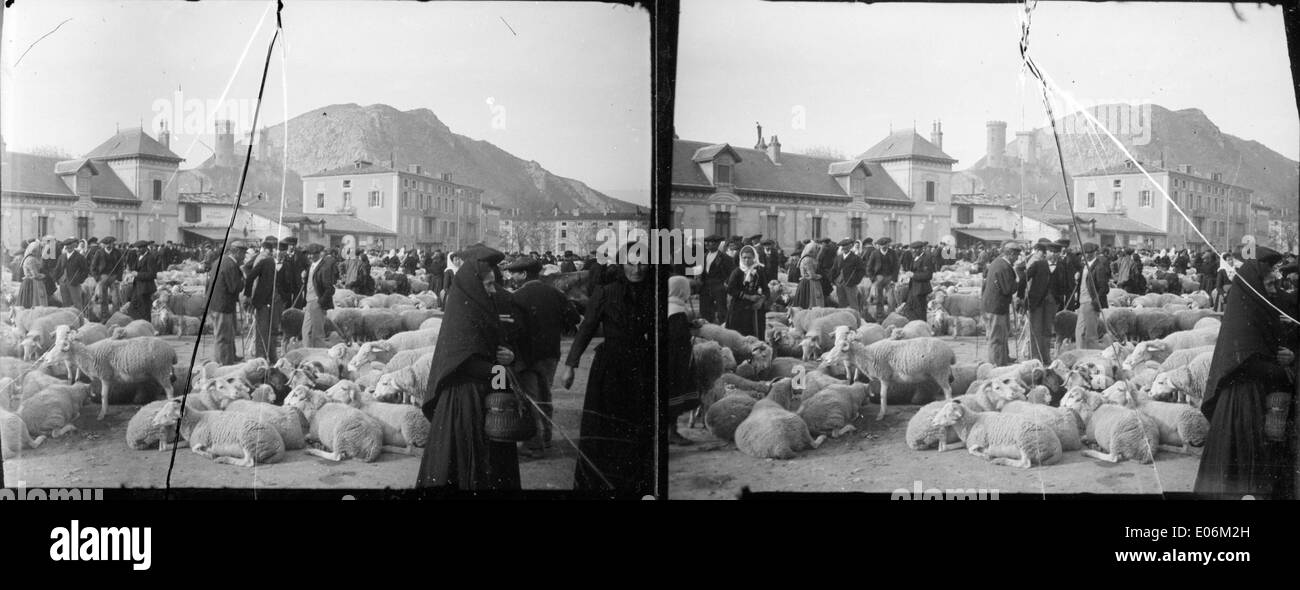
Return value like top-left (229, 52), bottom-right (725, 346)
top-left (499, 16), bottom-right (517, 36)
top-left (14, 18), bottom-right (72, 67)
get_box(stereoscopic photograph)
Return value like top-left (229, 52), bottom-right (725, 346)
top-left (667, 0), bottom-right (1299, 499)
top-left (0, 0), bottom-right (653, 496)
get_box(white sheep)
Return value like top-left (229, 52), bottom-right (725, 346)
top-left (125, 400), bottom-right (185, 451)
top-left (697, 322), bottom-right (764, 363)
top-left (734, 377), bottom-right (826, 459)
top-left (1122, 360), bottom-right (1165, 392)
top-left (0, 377), bottom-right (45, 458)
top-left (1155, 345), bottom-right (1216, 373)
top-left (220, 398), bottom-right (308, 450)
top-left (380, 345), bottom-right (437, 374)
top-left (283, 387), bottom-right (382, 462)
top-left (799, 310), bottom-right (863, 360)
top-left (1192, 317), bottom-right (1220, 331)
top-left (110, 319), bottom-right (158, 340)
top-left (331, 384), bottom-right (430, 455)
top-left (888, 320), bottom-right (934, 340)
top-left (820, 335), bottom-right (955, 420)
top-left (380, 327), bottom-right (441, 353)
top-left (1148, 350), bottom-right (1215, 407)
top-left (905, 378), bottom-right (1026, 451)
top-left (797, 382), bottom-right (870, 438)
top-left (151, 398), bottom-right (286, 467)
top-left (372, 351), bottom-right (435, 405)
top-left (1060, 387), bottom-right (1159, 464)
top-left (280, 345), bottom-right (347, 377)
top-left (1121, 335), bottom-right (1210, 371)
top-left (18, 382), bottom-right (93, 439)
top-left (704, 384), bottom-right (762, 442)
top-left (40, 334), bottom-right (176, 420)
top-left (999, 400), bottom-right (1083, 451)
top-left (1107, 383), bottom-right (1209, 455)
top-left (930, 401), bottom-right (1063, 468)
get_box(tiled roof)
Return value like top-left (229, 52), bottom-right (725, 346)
top-left (827, 160), bottom-right (869, 176)
top-left (178, 192), bottom-right (236, 205)
top-left (691, 144), bottom-right (743, 163)
top-left (302, 160), bottom-right (399, 178)
top-left (84, 127), bottom-right (182, 162)
top-left (1022, 211), bottom-right (1164, 235)
top-left (952, 193), bottom-right (1020, 206)
top-left (307, 214), bottom-right (397, 236)
top-left (953, 227), bottom-right (1015, 242)
top-left (53, 158), bottom-right (98, 175)
top-left (857, 130), bottom-right (956, 164)
top-left (673, 139), bottom-right (910, 202)
top-left (1, 151), bottom-right (135, 201)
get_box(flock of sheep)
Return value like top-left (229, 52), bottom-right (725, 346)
top-left (685, 260), bottom-right (1221, 472)
top-left (0, 262), bottom-right (462, 467)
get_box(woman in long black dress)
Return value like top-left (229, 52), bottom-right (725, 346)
top-left (16, 241), bottom-right (47, 309)
top-left (417, 245), bottom-right (529, 491)
top-left (1194, 245), bottom-right (1298, 498)
top-left (558, 242), bottom-right (654, 494)
top-left (724, 245), bottom-right (769, 338)
top-left (666, 274), bottom-right (698, 446)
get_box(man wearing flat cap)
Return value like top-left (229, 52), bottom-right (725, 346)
top-left (1019, 238), bottom-right (1068, 363)
top-left (699, 235), bottom-right (733, 324)
top-left (863, 237), bottom-right (888, 320)
top-left (831, 238), bottom-right (865, 312)
top-left (505, 255), bottom-right (581, 457)
top-left (759, 239), bottom-right (783, 285)
top-left (283, 236), bottom-right (309, 310)
top-left (208, 240), bottom-right (248, 364)
top-left (56, 239), bottom-right (89, 311)
top-left (1073, 241), bottom-right (1111, 349)
top-left (243, 236), bottom-right (281, 362)
top-left (89, 236), bottom-right (124, 321)
top-left (303, 242), bottom-right (337, 347)
top-left (126, 240), bottom-right (161, 322)
top-left (903, 240), bottom-right (936, 322)
top-left (980, 241), bottom-right (1022, 366)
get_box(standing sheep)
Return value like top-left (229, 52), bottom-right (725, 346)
top-left (734, 377), bottom-right (826, 459)
top-left (40, 335), bottom-right (176, 420)
top-left (371, 351), bottom-right (436, 405)
top-left (821, 336), bottom-right (955, 420)
top-left (151, 398), bottom-right (286, 466)
top-left (930, 401), bottom-right (1063, 468)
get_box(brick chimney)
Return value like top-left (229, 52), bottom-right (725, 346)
top-left (930, 120), bottom-right (943, 150)
top-left (767, 135), bottom-right (781, 165)
top-left (408, 164), bottom-right (422, 175)
top-left (754, 122), bottom-right (767, 150)
top-left (159, 120), bottom-right (170, 150)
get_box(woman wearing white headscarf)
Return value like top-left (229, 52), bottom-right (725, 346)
top-left (16, 241), bottom-right (48, 309)
top-left (791, 241), bottom-right (824, 308)
top-left (725, 245), bottom-right (769, 337)
top-left (666, 274), bottom-right (698, 445)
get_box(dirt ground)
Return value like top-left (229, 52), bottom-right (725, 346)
top-left (3, 335), bottom-right (595, 491)
top-left (668, 335), bottom-right (1200, 500)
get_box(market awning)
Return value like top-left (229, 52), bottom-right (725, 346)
top-left (179, 226), bottom-right (239, 242)
top-left (952, 227), bottom-right (1015, 243)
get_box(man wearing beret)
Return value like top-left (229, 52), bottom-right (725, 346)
top-left (982, 241), bottom-right (1022, 366)
top-left (57, 239), bottom-right (89, 311)
top-left (505, 255), bottom-right (581, 457)
top-left (303, 243), bottom-right (337, 347)
top-left (832, 238), bottom-right (865, 312)
top-left (89, 237), bottom-right (124, 321)
top-left (699, 235), bottom-right (733, 324)
top-left (282, 236), bottom-right (309, 310)
top-left (126, 241), bottom-right (161, 322)
top-left (244, 236), bottom-right (281, 362)
top-left (863, 237), bottom-right (887, 320)
top-left (759, 239), bottom-right (783, 285)
top-left (1021, 239), bottom-right (1068, 363)
top-left (903, 241), bottom-right (935, 322)
top-left (209, 240), bottom-right (248, 364)
top-left (1074, 241), bottom-right (1111, 349)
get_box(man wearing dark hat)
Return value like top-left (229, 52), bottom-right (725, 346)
top-left (89, 237), bottom-right (124, 321)
top-left (699, 235), bottom-right (733, 324)
top-left (208, 240), bottom-right (248, 364)
top-left (283, 236), bottom-right (309, 310)
top-left (980, 241), bottom-right (1021, 366)
top-left (816, 238), bottom-right (837, 298)
top-left (505, 255), bottom-right (581, 457)
top-left (303, 243), bottom-right (337, 347)
top-left (559, 251), bottom-right (577, 274)
top-left (831, 238), bottom-right (865, 312)
top-left (903, 241), bottom-right (936, 322)
top-left (126, 240), bottom-right (161, 322)
top-left (863, 237), bottom-right (888, 319)
top-left (243, 236), bottom-right (281, 362)
top-left (56, 239), bottom-right (89, 311)
top-left (759, 239), bottom-right (783, 285)
top-left (1074, 241), bottom-right (1111, 349)
top-left (1020, 238), bottom-right (1068, 363)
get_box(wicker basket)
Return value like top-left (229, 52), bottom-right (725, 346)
top-left (485, 390), bottom-right (536, 443)
top-left (1264, 391), bottom-right (1291, 443)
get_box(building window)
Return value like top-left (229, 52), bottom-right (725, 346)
top-left (342, 180), bottom-right (351, 189)
top-left (1112, 191), bottom-right (1122, 209)
top-left (560, 229), bottom-right (567, 239)
top-left (184, 204), bottom-right (201, 223)
top-left (317, 193), bottom-right (325, 208)
top-left (153, 179), bottom-right (163, 201)
top-left (37, 216), bottom-right (49, 236)
top-left (402, 191), bottom-right (409, 208)
top-left (1113, 179), bottom-right (1122, 188)
top-left (369, 190), bottom-right (382, 207)
top-left (956, 205), bottom-right (974, 224)
top-left (1139, 190), bottom-right (1151, 207)
top-left (76, 217), bottom-right (90, 240)
top-left (1087, 192), bottom-right (1096, 208)
top-left (850, 217), bottom-right (863, 240)
top-left (811, 216), bottom-right (822, 240)
top-left (343, 192), bottom-right (352, 208)
top-left (767, 215), bottom-right (779, 239)
top-left (925, 181), bottom-right (936, 202)
top-left (715, 163), bottom-right (733, 186)
top-left (714, 211), bottom-right (731, 237)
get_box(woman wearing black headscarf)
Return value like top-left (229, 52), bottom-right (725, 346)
top-left (1194, 245), bottom-right (1298, 498)
top-left (558, 241), bottom-right (654, 494)
top-left (417, 244), bottom-right (530, 491)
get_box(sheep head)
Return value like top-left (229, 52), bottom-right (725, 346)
top-left (747, 341), bottom-right (773, 374)
top-left (930, 401), bottom-right (966, 428)
top-left (1148, 372), bottom-right (1178, 401)
top-left (372, 374), bottom-right (401, 403)
top-left (272, 357), bottom-right (295, 378)
top-left (151, 399), bottom-right (185, 427)
top-left (250, 383), bottom-right (277, 404)
top-left (1026, 385), bottom-right (1052, 405)
top-left (1100, 380), bottom-right (1130, 406)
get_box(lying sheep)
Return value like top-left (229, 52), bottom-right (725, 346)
top-left (151, 398), bottom-right (285, 466)
top-left (0, 377), bottom-right (45, 458)
top-left (1060, 387), bottom-right (1158, 464)
top-left (734, 378), bottom-right (825, 459)
top-left (951, 362), bottom-right (992, 397)
top-left (889, 320), bottom-right (934, 340)
top-left (820, 335), bottom-right (955, 420)
top-left (951, 316), bottom-right (983, 337)
top-left (687, 341), bottom-right (732, 427)
top-left (1122, 336), bottom-right (1215, 371)
top-left (999, 400), bottom-right (1083, 451)
top-left (125, 400), bottom-right (184, 451)
top-left (906, 379), bottom-right (1025, 451)
top-left (1108, 384), bottom-right (1209, 455)
top-left (1148, 350), bottom-right (1214, 407)
top-left (283, 388), bottom-right (383, 462)
top-left (220, 398), bottom-right (308, 450)
top-left (697, 322), bottom-right (763, 363)
top-left (1132, 308), bottom-right (1179, 341)
top-left (704, 385), bottom-right (762, 442)
top-left (372, 351), bottom-right (436, 405)
top-left (18, 382), bottom-right (93, 439)
top-left (930, 401), bottom-right (1063, 468)
top-left (797, 382), bottom-right (870, 438)
top-left (331, 385), bottom-right (429, 455)
top-left (880, 312), bottom-right (909, 331)
top-left (280, 345), bottom-right (347, 377)
top-left (111, 319), bottom-right (158, 340)
top-left (40, 335), bottom-right (176, 420)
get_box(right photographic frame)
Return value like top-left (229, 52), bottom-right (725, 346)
top-left (665, 0), bottom-right (1300, 500)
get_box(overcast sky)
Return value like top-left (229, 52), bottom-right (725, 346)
top-left (0, 1), bottom-right (650, 202)
top-left (675, 0), bottom-right (1299, 167)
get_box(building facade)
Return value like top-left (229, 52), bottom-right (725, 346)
top-left (302, 159), bottom-right (484, 251)
top-left (1, 129), bottom-right (182, 253)
top-left (499, 208), bottom-right (648, 255)
top-left (670, 124), bottom-right (955, 251)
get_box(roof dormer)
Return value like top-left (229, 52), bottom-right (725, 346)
top-left (691, 143), bottom-right (742, 188)
top-left (829, 160), bottom-right (872, 196)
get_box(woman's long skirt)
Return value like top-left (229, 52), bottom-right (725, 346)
top-left (574, 341), bottom-right (654, 494)
top-left (17, 278), bottom-right (46, 308)
top-left (725, 301), bottom-right (765, 338)
top-left (417, 378), bottom-right (520, 491)
top-left (791, 279), bottom-right (823, 309)
top-left (1194, 378), bottom-right (1286, 498)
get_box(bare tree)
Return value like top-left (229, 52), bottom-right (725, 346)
top-left (802, 145), bottom-right (847, 160)
top-left (28, 145), bottom-right (75, 159)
